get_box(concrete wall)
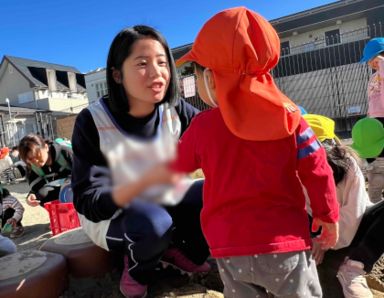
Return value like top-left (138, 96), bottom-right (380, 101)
top-left (34, 89), bottom-right (87, 101)
top-left (20, 97), bottom-right (89, 114)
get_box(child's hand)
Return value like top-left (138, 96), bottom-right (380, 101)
top-left (312, 241), bottom-right (326, 265)
top-left (26, 193), bottom-right (40, 207)
top-left (311, 218), bottom-right (339, 250)
top-left (6, 218), bottom-right (17, 228)
top-left (143, 163), bottom-right (182, 187)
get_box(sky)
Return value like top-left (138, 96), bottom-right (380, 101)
top-left (1, 0), bottom-right (336, 73)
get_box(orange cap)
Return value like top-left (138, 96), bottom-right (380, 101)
top-left (0, 147), bottom-right (9, 159)
top-left (178, 7), bottom-right (301, 141)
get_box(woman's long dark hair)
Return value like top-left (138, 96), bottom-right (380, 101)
top-left (106, 25), bottom-right (179, 114)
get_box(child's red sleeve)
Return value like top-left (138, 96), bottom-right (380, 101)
top-left (170, 118), bottom-right (201, 173)
top-left (296, 119), bottom-right (339, 223)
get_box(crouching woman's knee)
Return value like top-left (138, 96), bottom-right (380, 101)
top-left (124, 202), bottom-right (174, 257)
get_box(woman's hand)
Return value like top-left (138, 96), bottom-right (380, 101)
top-left (26, 193), bottom-right (40, 207)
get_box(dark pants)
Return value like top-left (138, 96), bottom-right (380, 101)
top-left (106, 180), bottom-right (209, 285)
top-left (37, 185), bottom-right (61, 206)
top-left (348, 200), bottom-right (384, 272)
top-left (2, 208), bottom-right (22, 227)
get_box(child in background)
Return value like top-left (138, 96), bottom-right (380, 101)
top-left (0, 147), bottom-right (15, 184)
top-left (0, 186), bottom-right (24, 238)
top-left (361, 37), bottom-right (384, 121)
top-left (360, 38), bottom-right (384, 202)
top-left (304, 114), bottom-right (382, 298)
top-left (165, 7), bottom-right (339, 297)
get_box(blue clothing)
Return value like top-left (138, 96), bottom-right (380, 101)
top-left (0, 234), bottom-right (16, 257)
top-left (107, 180), bottom-right (208, 284)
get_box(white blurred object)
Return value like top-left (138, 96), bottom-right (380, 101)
top-left (89, 100), bottom-right (191, 206)
top-left (0, 156), bottom-right (13, 173)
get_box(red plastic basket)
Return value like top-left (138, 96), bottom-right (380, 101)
top-left (44, 200), bottom-right (80, 236)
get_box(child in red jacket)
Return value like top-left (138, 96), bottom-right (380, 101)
top-left (153, 7), bottom-right (339, 297)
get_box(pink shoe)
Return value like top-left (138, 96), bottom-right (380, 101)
top-left (162, 248), bottom-right (211, 274)
top-left (120, 256), bottom-right (147, 298)
top-left (337, 259), bottom-right (373, 298)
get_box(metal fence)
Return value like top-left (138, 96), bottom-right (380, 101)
top-left (179, 22), bottom-right (383, 136)
top-left (0, 111), bottom-right (55, 148)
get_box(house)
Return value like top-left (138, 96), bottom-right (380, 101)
top-left (173, 0), bottom-right (384, 135)
top-left (0, 55), bottom-right (89, 114)
top-left (0, 56), bottom-right (90, 145)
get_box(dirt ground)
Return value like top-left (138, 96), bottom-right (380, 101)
top-left (6, 181), bottom-right (384, 297)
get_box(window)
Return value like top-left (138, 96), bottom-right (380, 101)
top-left (281, 41), bottom-right (290, 56)
top-left (325, 29), bottom-right (341, 46)
top-left (95, 81), bottom-right (108, 98)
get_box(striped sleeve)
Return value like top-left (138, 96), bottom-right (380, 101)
top-left (296, 118), bottom-right (339, 223)
top-left (3, 195), bottom-right (24, 222)
top-left (296, 126), bottom-right (322, 159)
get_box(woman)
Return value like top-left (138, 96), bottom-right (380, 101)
top-left (71, 25), bottom-right (210, 298)
top-left (18, 134), bottom-right (72, 207)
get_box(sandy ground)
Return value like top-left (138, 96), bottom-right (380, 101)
top-left (7, 181), bottom-right (224, 298)
top-left (5, 181), bottom-right (384, 297)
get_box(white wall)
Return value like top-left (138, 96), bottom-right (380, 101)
top-left (34, 89), bottom-right (87, 101)
top-left (85, 68), bottom-right (107, 104)
top-left (0, 60), bottom-right (34, 105)
top-left (21, 97), bottom-right (89, 114)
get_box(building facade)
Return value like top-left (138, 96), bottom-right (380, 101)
top-left (84, 67), bottom-right (107, 104)
top-left (172, 0), bottom-right (384, 135)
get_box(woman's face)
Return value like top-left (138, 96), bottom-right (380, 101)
top-left (26, 144), bottom-right (49, 168)
top-left (114, 38), bottom-right (170, 113)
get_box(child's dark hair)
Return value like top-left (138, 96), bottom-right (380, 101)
top-left (18, 133), bottom-right (48, 163)
top-left (324, 142), bottom-right (361, 185)
top-left (106, 25), bottom-right (179, 113)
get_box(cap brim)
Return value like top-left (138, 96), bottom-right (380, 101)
top-left (213, 71), bottom-right (301, 141)
top-left (351, 140), bottom-right (384, 158)
top-left (360, 49), bottom-right (383, 63)
top-left (176, 51), bottom-right (196, 67)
